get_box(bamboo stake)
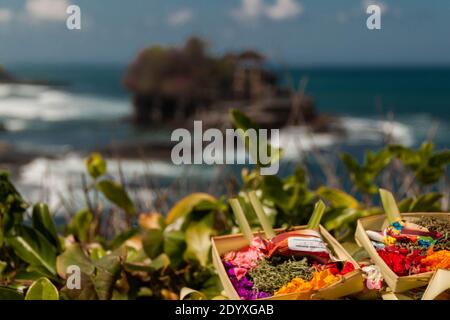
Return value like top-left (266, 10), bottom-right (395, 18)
top-left (307, 200), bottom-right (327, 230)
top-left (248, 191), bottom-right (275, 239)
top-left (422, 269), bottom-right (450, 300)
top-left (379, 188), bottom-right (401, 223)
top-left (229, 198), bottom-right (253, 245)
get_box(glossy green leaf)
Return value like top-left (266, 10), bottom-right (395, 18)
top-left (0, 287), bottom-right (23, 300)
top-left (317, 186), bottom-right (359, 209)
top-left (6, 226), bottom-right (57, 277)
top-left (25, 277), bottom-right (59, 300)
top-left (32, 203), bottom-right (61, 251)
top-left (165, 193), bottom-right (216, 224)
top-left (97, 180), bottom-right (135, 216)
top-left (184, 219), bottom-right (213, 266)
top-left (163, 231), bottom-right (186, 267)
top-left (142, 228), bottom-right (164, 259)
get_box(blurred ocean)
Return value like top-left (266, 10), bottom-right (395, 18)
top-left (1, 64), bottom-right (449, 209)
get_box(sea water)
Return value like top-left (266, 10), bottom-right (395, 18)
top-left (1, 64), bottom-right (449, 211)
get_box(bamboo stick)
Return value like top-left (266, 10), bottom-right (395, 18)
top-left (307, 200), bottom-right (327, 229)
top-left (379, 188), bottom-right (401, 223)
top-left (248, 191), bottom-right (275, 239)
top-left (229, 198), bottom-right (253, 245)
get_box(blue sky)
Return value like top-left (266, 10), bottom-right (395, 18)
top-left (1, 0), bottom-right (450, 66)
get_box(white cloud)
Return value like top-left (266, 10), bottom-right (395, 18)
top-left (232, 0), bottom-right (303, 22)
top-left (167, 8), bottom-right (193, 27)
top-left (0, 8), bottom-right (13, 24)
top-left (266, 0), bottom-right (303, 20)
top-left (232, 0), bottom-right (265, 20)
top-left (25, 0), bottom-right (70, 22)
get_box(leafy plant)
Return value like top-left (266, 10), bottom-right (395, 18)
top-left (0, 111), bottom-right (448, 300)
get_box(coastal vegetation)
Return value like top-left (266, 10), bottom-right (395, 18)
top-left (0, 110), bottom-right (448, 300)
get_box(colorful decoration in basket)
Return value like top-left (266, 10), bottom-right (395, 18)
top-left (366, 189), bottom-right (450, 277)
top-left (222, 195), bottom-right (355, 300)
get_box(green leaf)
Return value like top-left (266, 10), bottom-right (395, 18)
top-left (67, 209), bottom-right (93, 242)
top-left (32, 203), bottom-right (61, 252)
top-left (90, 247), bottom-right (107, 261)
top-left (398, 198), bottom-right (414, 213)
top-left (142, 228), bottom-right (164, 259)
top-left (429, 150), bottom-right (450, 167)
top-left (390, 143), bottom-right (449, 186)
top-left (6, 226), bottom-right (57, 277)
top-left (96, 180), bottom-right (135, 216)
top-left (341, 150), bottom-right (393, 195)
top-left (57, 245), bottom-right (123, 300)
top-left (180, 287), bottom-right (206, 300)
top-left (165, 193), bottom-right (216, 224)
top-left (261, 175), bottom-right (289, 208)
top-left (109, 228), bottom-right (139, 250)
top-left (0, 287), bottom-right (23, 300)
top-left (56, 244), bottom-right (95, 278)
top-left (92, 253), bottom-right (123, 300)
top-left (149, 253), bottom-right (171, 271)
top-left (59, 272), bottom-right (98, 300)
top-left (85, 153), bottom-right (107, 179)
top-left (409, 193), bottom-right (443, 212)
top-left (25, 277), bottom-right (59, 300)
top-left (317, 187), bottom-right (360, 209)
top-left (163, 231), bottom-right (186, 268)
top-left (0, 172), bottom-right (28, 235)
top-left (184, 219), bottom-right (213, 266)
top-left (15, 269), bottom-right (46, 282)
top-left (341, 153), bottom-right (361, 176)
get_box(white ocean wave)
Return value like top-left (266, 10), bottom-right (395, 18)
top-left (339, 116), bottom-right (413, 146)
top-left (0, 84), bottom-right (130, 122)
top-left (3, 119), bottom-right (28, 132)
top-left (0, 84), bottom-right (48, 98)
top-left (272, 117), bottom-right (413, 160)
top-left (17, 154), bottom-right (214, 210)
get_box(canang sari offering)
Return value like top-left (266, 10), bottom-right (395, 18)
top-left (213, 192), bottom-right (363, 300)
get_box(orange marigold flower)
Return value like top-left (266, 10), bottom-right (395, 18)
top-left (420, 249), bottom-right (450, 271)
top-left (274, 269), bottom-right (339, 295)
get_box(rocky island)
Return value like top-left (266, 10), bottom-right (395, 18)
top-left (123, 37), bottom-right (335, 132)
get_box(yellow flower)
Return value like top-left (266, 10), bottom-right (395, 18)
top-left (383, 235), bottom-right (397, 245)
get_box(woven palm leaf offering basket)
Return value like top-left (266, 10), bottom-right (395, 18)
top-left (355, 189), bottom-right (450, 293)
top-left (212, 191), bottom-right (364, 300)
